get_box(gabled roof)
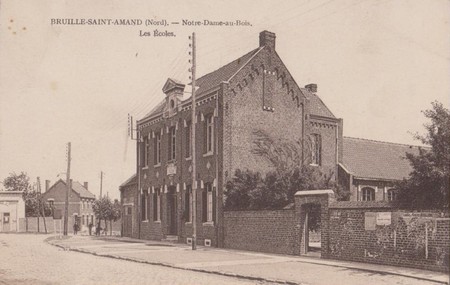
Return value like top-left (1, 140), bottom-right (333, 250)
top-left (119, 174), bottom-right (137, 189)
top-left (341, 137), bottom-right (424, 181)
top-left (301, 88), bottom-right (336, 118)
top-left (140, 47), bottom-right (262, 122)
top-left (50, 179), bottom-right (96, 199)
top-left (194, 47), bottom-right (262, 95)
top-left (71, 181), bottom-right (96, 199)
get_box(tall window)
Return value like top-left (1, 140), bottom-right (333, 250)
top-left (185, 185), bottom-right (192, 222)
top-left (387, 189), bottom-right (397, 201)
top-left (185, 121), bottom-right (192, 158)
top-left (168, 127), bottom-right (176, 161)
top-left (154, 132), bottom-right (161, 165)
top-left (202, 183), bottom-right (214, 223)
top-left (205, 115), bottom-right (214, 154)
top-left (141, 190), bottom-right (148, 220)
top-left (153, 188), bottom-right (161, 221)
top-left (311, 134), bottom-right (322, 165)
top-left (144, 136), bottom-right (149, 167)
top-left (361, 187), bottom-right (375, 201)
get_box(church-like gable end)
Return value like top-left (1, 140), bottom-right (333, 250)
top-left (162, 78), bottom-right (185, 118)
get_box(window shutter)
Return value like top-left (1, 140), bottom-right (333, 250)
top-left (202, 190), bottom-right (207, 222)
top-left (212, 188), bottom-right (217, 224)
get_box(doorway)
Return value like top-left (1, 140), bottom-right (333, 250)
top-left (302, 203), bottom-right (321, 256)
top-left (167, 187), bottom-right (177, 235)
top-left (1, 213), bottom-right (10, 232)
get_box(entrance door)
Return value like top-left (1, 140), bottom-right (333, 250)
top-left (2, 213), bottom-right (10, 232)
top-left (167, 187), bottom-right (177, 235)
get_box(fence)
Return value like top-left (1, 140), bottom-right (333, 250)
top-left (18, 217), bottom-right (122, 235)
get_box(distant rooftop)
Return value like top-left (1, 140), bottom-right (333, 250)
top-left (341, 137), bottom-right (426, 181)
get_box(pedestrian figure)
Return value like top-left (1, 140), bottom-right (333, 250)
top-left (88, 222), bottom-right (94, 236)
top-left (73, 221), bottom-right (78, 235)
top-left (95, 224), bottom-right (101, 236)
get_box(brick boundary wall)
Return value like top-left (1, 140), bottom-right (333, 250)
top-left (327, 202), bottom-right (450, 272)
top-left (223, 209), bottom-right (296, 255)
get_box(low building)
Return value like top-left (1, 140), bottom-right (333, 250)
top-left (119, 174), bottom-right (137, 238)
top-left (0, 191), bottom-right (25, 232)
top-left (338, 137), bottom-right (422, 201)
top-left (42, 179), bottom-right (96, 230)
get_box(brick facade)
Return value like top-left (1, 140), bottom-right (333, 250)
top-left (224, 210), bottom-right (296, 255)
top-left (327, 202), bottom-right (450, 272)
top-left (42, 180), bottom-right (95, 230)
top-left (123, 31), bottom-right (341, 247)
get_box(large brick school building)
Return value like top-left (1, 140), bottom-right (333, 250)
top-left (120, 31), bottom-right (342, 246)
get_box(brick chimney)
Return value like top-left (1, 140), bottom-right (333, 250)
top-left (259, 30), bottom-right (276, 50)
top-left (45, 180), bottom-right (50, 192)
top-left (305, 84), bottom-right (317, 93)
top-left (84, 182), bottom-right (88, 190)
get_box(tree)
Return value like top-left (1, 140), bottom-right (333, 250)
top-left (396, 101), bottom-right (450, 209)
top-left (224, 129), bottom-right (347, 211)
top-left (2, 172), bottom-right (51, 217)
top-left (93, 196), bottom-right (121, 235)
top-left (109, 199), bottom-right (122, 236)
top-left (3, 172), bottom-right (31, 192)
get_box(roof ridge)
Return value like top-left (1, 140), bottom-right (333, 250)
top-left (343, 136), bottom-right (426, 148)
top-left (195, 47), bottom-right (260, 83)
top-left (302, 90), bottom-right (336, 118)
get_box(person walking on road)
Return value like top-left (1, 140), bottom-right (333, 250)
top-left (73, 221), bottom-right (79, 235)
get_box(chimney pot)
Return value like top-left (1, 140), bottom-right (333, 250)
top-left (45, 180), bottom-right (50, 192)
top-left (259, 30), bottom-right (276, 50)
top-left (305, 84), bottom-right (317, 93)
top-left (84, 182), bottom-right (88, 190)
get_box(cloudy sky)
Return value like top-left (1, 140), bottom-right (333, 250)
top-left (1, 0), bottom-right (448, 199)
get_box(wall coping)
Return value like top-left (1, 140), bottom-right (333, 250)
top-left (329, 201), bottom-right (394, 209)
top-left (295, 189), bottom-right (334, 196)
top-left (224, 208), bottom-right (294, 213)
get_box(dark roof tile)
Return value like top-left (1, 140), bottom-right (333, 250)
top-left (342, 137), bottom-right (424, 181)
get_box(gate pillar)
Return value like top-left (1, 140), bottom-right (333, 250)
top-left (294, 189), bottom-right (334, 257)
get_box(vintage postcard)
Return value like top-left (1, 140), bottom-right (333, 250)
top-left (1, 1), bottom-right (449, 284)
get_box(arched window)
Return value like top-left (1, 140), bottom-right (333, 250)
top-left (387, 189), bottom-right (397, 201)
top-left (361, 187), bottom-right (375, 201)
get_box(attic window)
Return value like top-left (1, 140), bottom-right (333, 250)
top-left (170, 99), bottom-right (175, 109)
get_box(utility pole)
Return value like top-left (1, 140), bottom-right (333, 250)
top-left (100, 171), bottom-right (103, 198)
top-left (64, 142), bottom-right (71, 236)
top-left (190, 32), bottom-right (197, 250)
top-left (36, 179), bottom-right (40, 233)
top-left (37, 177), bottom-right (47, 233)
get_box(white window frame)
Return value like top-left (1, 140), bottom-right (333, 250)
top-left (154, 132), bottom-right (161, 165)
top-left (144, 136), bottom-right (149, 167)
top-left (205, 115), bottom-right (214, 154)
top-left (310, 134), bottom-right (321, 166)
top-left (153, 188), bottom-right (161, 222)
top-left (387, 189), bottom-right (397, 201)
top-left (361, 187), bottom-right (375, 201)
top-left (168, 126), bottom-right (176, 161)
top-left (207, 188), bottom-right (213, 222)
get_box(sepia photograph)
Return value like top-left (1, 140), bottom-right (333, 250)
top-left (0, 0), bottom-right (449, 284)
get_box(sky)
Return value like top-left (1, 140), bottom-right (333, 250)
top-left (1, 0), bottom-right (449, 200)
